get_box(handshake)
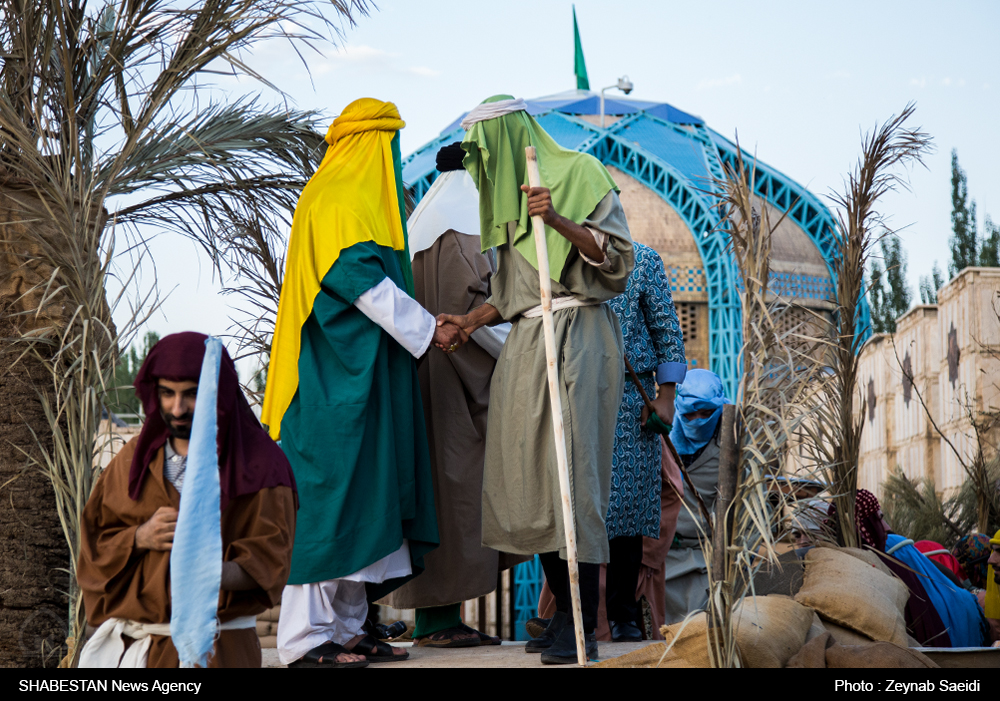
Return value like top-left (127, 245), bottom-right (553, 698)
top-left (432, 313), bottom-right (470, 354)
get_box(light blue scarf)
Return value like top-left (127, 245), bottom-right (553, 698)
top-left (670, 369), bottom-right (730, 456)
top-left (169, 337), bottom-right (223, 668)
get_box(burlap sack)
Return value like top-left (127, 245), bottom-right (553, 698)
top-left (592, 643), bottom-right (698, 669)
top-left (823, 620), bottom-right (876, 646)
top-left (837, 546), bottom-right (894, 578)
top-left (794, 548), bottom-right (909, 646)
top-left (805, 612), bottom-right (827, 642)
top-left (655, 596), bottom-right (813, 669)
top-left (786, 632), bottom-right (939, 669)
top-left (733, 595), bottom-right (815, 668)
top-left (660, 614), bottom-right (713, 668)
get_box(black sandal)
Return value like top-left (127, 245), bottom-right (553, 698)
top-left (287, 641), bottom-right (369, 668)
top-left (347, 634), bottom-right (409, 662)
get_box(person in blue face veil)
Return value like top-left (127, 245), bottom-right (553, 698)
top-left (663, 370), bottom-right (730, 623)
top-left (669, 370), bottom-right (729, 461)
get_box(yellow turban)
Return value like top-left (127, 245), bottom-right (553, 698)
top-left (262, 98), bottom-right (407, 439)
top-left (986, 529), bottom-right (1000, 620)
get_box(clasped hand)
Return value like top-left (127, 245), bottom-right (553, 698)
top-left (432, 318), bottom-right (468, 353)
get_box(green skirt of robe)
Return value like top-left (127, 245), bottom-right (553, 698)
top-left (281, 241), bottom-right (439, 595)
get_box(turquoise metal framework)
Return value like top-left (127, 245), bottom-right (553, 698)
top-left (512, 555), bottom-right (543, 640)
top-left (402, 108), bottom-right (870, 399)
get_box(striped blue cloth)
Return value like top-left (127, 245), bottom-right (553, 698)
top-left (169, 337), bottom-right (223, 668)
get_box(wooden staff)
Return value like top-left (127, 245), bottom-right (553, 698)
top-left (623, 355), bottom-right (714, 541)
top-left (524, 146), bottom-right (586, 666)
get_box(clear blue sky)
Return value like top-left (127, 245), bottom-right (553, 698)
top-left (124, 0), bottom-right (999, 373)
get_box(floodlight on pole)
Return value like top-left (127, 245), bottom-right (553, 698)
top-left (600, 75), bottom-right (634, 128)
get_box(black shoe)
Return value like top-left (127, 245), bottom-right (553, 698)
top-left (540, 626), bottom-right (598, 665)
top-left (525, 616), bottom-right (551, 639)
top-left (610, 619), bottom-right (642, 642)
top-left (524, 611), bottom-right (566, 653)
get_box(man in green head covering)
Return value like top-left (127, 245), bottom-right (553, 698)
top-left (438, 95), bottom-right (635, 663)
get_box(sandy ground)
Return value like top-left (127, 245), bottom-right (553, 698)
top-left (261, 640), bottom-right (655, 668)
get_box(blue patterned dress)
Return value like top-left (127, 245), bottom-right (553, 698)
top-left (606, 243), bottom-right (687, 539)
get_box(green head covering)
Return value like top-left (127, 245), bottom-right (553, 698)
top-left (461, 95), bottom-right (619, 279)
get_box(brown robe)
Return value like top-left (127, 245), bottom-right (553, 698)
top-left (382, 230), bottom-right (525, 609)
top-left (78, 437), bottom-right (296, 667)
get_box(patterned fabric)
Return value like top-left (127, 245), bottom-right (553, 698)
top-left (826, 488), bottom-right (883, 548)
top-left (609, 243), bottom-right (686, 377)
top-left (953, 534), bottom-right (990, 588)
top-left (607, 243), bottom-right (686, 539)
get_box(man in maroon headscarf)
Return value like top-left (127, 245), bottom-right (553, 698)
top-left (77, 332), bottom-right (299, 668)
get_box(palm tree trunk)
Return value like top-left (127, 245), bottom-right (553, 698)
top-left (0, 186), bottom-right (70, 667)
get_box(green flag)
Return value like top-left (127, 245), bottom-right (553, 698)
top-left (573, 6), bottom-right (589, 90)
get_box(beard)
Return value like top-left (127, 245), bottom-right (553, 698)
top-left (161, 410), bottom-right (193, 440)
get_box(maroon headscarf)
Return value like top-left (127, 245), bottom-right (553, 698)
top-left (128, 332), bottom-right (296, 509)
top-left (828, 488), bottom-right (950, 646)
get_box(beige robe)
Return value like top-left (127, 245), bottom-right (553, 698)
top-left (483, 191), bottom-right (634, 564)
top-left (663, 435), bottom-right (720, 625)
top-left (383, 231), bottom-right (525, 609)
top-left (78, 438), bottom-right (296, 668)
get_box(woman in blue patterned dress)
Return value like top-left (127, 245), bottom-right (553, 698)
top-left (605, 241), bottom-right (687, 641)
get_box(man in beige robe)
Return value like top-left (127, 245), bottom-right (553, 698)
top-left (437, 97), bottom-right (634, 663)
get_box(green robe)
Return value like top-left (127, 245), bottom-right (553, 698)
top-left (281, 240), bottom-right (439, 595)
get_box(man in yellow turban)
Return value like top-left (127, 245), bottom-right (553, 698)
top-left (263, 98), bottom-right (464, 667)
top-left (988, 529), bottom-right (1000, 646)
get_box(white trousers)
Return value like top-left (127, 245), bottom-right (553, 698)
top-left (277, 541), bottom-right (412, 665)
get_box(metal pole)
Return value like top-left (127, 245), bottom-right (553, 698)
top-left (524, 145), bottom-right (588, 666)
top-left (600, 87), bottom-right (606, 128)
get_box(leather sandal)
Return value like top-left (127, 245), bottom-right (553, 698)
top-left (347, 634), bottom-right (409, 662)
top-left (458, 622), bottom-right (501, 646)
top-left (287, 641), bottom-right (369, 668)
top-left (414, 627), bottom-right (480, 648)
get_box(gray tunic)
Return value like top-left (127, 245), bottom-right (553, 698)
top-left (482, 191), bottom-right (634, 564)
top-left (663, 435), bottom-right (720, 624)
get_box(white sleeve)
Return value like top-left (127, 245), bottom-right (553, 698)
top-left (353, 277), bottom-right (436, 358)
top-left (578, 226), bottom-right (613, 270)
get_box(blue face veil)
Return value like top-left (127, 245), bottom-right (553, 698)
top-left (669, 369), bottom-right (730, 456)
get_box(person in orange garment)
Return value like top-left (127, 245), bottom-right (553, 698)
top-left (77, 333), bottom-right (297, 668)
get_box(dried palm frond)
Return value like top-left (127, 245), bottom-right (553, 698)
top-left (0, 0), bottom-right (370, 665)
top-left (697, 142), bottom-right (828, 668)
top-left (797, 105), bottom-right (931, 548)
